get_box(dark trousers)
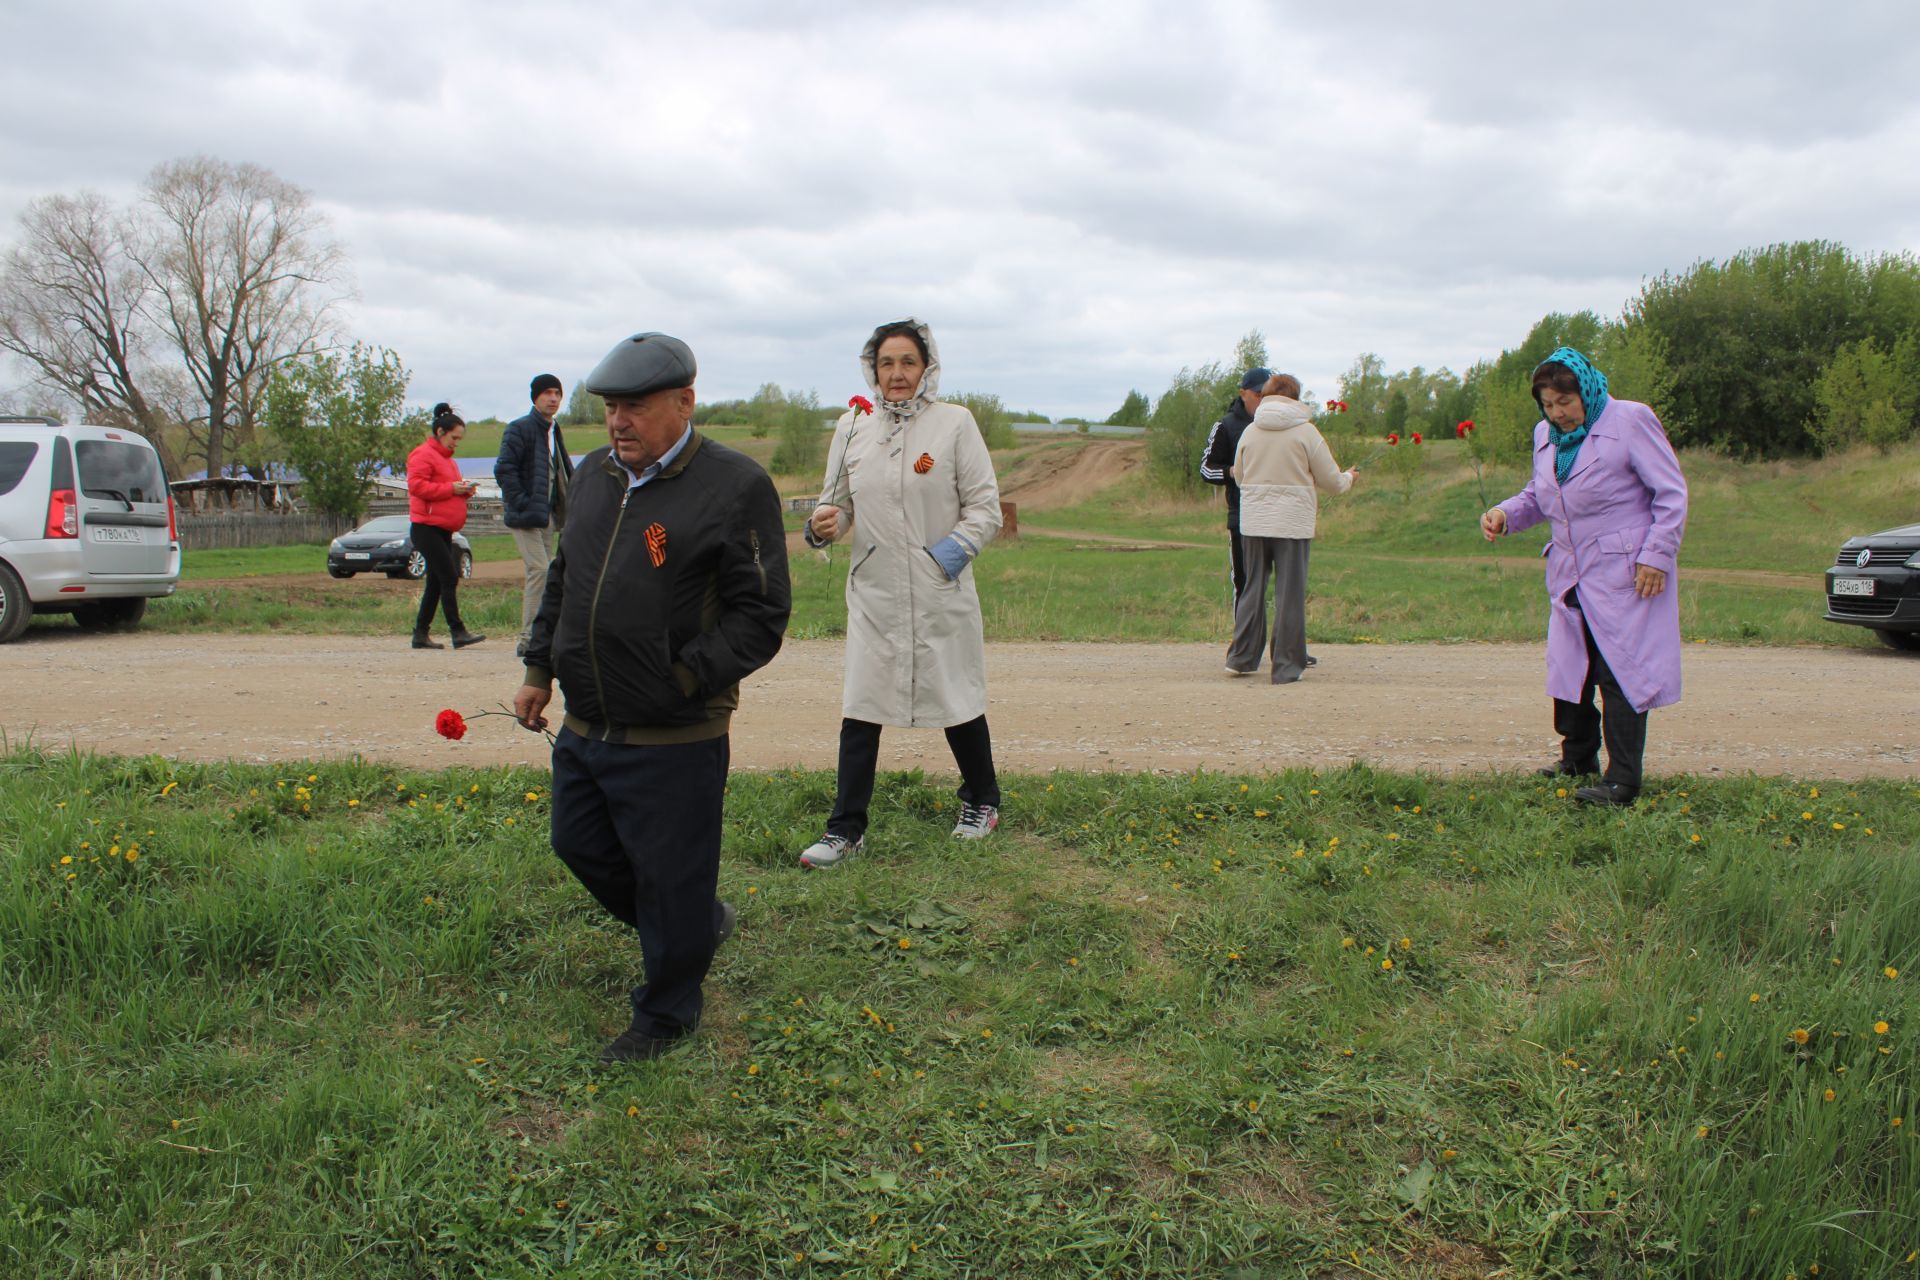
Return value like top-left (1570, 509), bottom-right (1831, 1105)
top-left (1226, 525), bottom-right (1247, 605)
top-left (410, 523), bottom-right (465, 635)
top-left (1226, 536), bottom-right (1311, 682)
top-left (550, 728), bottom-right (731, 1039)
top-left (1554, 591), bottom-right (1648, 793)
top-left (827, 715), bottom-right (999, 841)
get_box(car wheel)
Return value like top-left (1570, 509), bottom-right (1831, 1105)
top-left (406, 550), bottom-right (427, 580)
top-left (73, 597), bottom-right (148, 632)
top-left (0, 562), bottom-right (33, 644)
top-left (459, 551), bottom-right (473, 579)
top-left (1876, 629), bottom-right (1920, 653)
top-left (328, 565), bottom-right (354, 579)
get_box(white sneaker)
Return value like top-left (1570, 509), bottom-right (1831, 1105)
top-left (799, 832), bottom-right (862, 869)
top-left (1224, 665), bottom-right (1254, 676)
top-left (951, 804), bottom-right (1000, 839)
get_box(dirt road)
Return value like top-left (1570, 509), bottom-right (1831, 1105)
top-left (3, 632), bottom-right (1914, 780)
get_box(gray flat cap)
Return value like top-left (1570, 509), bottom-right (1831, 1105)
top-left (582, 332), bottom-right (697, 399)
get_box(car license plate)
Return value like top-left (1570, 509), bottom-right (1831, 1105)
top-left (345, 552), bottom-right (371, 560)
top-left (91, 526), bottom-right (142, 544)
top-left (1833, 577), bottom-right (1875, 597)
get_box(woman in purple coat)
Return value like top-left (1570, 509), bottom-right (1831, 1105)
top-left (1479, 347), bottom-right (1688, 807)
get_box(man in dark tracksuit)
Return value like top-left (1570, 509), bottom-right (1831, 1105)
top-left (1199, 367), bottom-right (1269, 606)
top-left (495, 374), bottom-right (575, 657)
top-left (513, 332), bottom-right (792, 1063)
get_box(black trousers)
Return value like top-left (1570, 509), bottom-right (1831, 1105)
top-left (410, 523), bottom-right (465, 635)
top-left (1554, 590), bottom-right (1648, 793)
top-left (827, 715), bottom-right (1000, 841)
top-left (550, 728), bottom-right (731, 1039)
top-left (1226, 524), bottom-right (1247, 605)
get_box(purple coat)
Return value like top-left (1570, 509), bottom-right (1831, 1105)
top-left (1497, 398), bottom-right (1689, 712)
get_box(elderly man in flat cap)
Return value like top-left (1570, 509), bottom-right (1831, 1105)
top-left (513, 332), bottom-right (792, 1063)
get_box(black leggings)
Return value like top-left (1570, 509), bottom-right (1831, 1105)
top-left (828, 715), bottom-right (999, 840)
top-left (1553, 589), bottom-right (1649, 793)
top-left (411, 523), bottom-right (466, 635)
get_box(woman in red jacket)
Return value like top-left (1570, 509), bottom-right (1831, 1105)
top-left (406, 404), bottom-right (485, 649)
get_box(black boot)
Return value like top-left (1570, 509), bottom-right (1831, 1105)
top-left (451, 630), bottom-right (487, 649)
top-left (411, 632), bottom-right (444, 650)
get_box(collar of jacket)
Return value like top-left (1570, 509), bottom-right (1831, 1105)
top-left (599, 429), bottom-right (705, 483)
top-left (1533, 405), bottom-right (1618, 482)
top-left (1251, 397), bottom-right (1314, 431)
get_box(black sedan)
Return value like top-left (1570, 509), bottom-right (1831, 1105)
top-left (327, 515), bottom-right (472, 580)
top-left (1824, 521), bottom-right (1920, 652)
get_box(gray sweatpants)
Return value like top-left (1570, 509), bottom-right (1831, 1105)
top-left (1226, 535), bottom-right (1311, 683)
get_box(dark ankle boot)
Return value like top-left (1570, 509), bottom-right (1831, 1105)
top-left (411, 632), bottom-right (445, 650)
top-left (451, 630), bottom-right (486, 649)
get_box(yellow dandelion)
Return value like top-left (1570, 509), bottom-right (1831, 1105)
top-left (1341, 937), bottom-right (1356, 948)
top-left (525, 791), bottom-right (539, 802)
top-left (1895, 1117), bottom-right (1906, 1129)
top-left (1792, 1028), bottom-right (1811, 1045)
top-left (469, 783), bottom-right (480, 793)
top-left (1809, 787), bottom-right (1819, 798)
top-left (1556, 787), bottom-right (1568, 798)
top-left (898, 937), bottom-right (912, 950)
top-left (1824, 1089), bottom-right (1836, 1101)
top-left (59, 855), bottom-right (72, 865)
top-left (1832, 822), bottom-right (1845, 831)
top-left (1696, 1125), bottom-right (1709, 1139)
top-left (1877, 1021), bottom-right (1891, 1035)
top-left (1398, 936), bottom-right (1412, 950)
top-left (1690, 833), bottom-right (1702, 843)
top-left (160, 782), bottom-right (177, 796)
top-left (1441, 1148), bottom-right (1457, 1159)
top-left (912, 1140), bottom-right (924, 1153)
top-left (1802, 811), bottom-right (1813, 820)
top-left (1068, 956), bottom-right (1080, 967)
top-left (348, 798), bottom-right (359, 808)
top-left (1381, 958), bottom-right (1394, 970)
top-left (1888, 967), bottom-right (1902, 980)
top-left (1750, 993), bottom-right (1762, 1004)
top-left (981, 1028), bottom-right (993, 1039)
top-left (1247, 1099), bottom-right (1259, 1113)
top-left (746, 1064), bottom-right (759, 1076)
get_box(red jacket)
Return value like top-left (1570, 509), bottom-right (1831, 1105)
top-left (407, 437), bottom-right (470, 532)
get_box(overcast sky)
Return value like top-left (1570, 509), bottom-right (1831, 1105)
top-left (4, 0), bottom-right (1917, 421)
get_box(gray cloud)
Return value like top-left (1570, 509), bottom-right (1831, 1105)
top-left (2, 0), bottom-right (1915, 421)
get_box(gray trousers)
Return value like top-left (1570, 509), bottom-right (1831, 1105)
top-left (1226, 535), bottom-right (1311, 683)
top-left (510, 526), bottom-right (554, 641)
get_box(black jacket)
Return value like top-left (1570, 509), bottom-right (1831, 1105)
top-left (524, 432), bottom-right (791, 740)
top-left (494, 410), bottom-right (573, 529)
top-left (1199, 397), bottom-right (1254, 528)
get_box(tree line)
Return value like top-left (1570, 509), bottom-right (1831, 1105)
top-left (1130, 240), bottom-right (1920, 491)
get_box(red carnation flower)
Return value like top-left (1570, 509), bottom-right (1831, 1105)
top-left (1325, 399), bottom-right (1337, 411)
top-left (1411, 432), bottom-right (1423, 445)
top-left (849, 395), bottom-right (874, 415)
top-left (1338, 401), bottom-right (1349, 412)
top-left (1386, 433), bottom-right (1400, 445)
top-left (435, 709), bottom-right (468, 740)
top-left (1456, 419), bottom-right (1474, 437)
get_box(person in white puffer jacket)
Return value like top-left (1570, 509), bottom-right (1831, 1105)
top-left (1225, 374), bottom-right (1357, 682)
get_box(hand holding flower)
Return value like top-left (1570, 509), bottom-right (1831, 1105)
top-left (1480, 507), bottom-right (1507, 541)
top-left (513, 685), bottom-right (553, 733)
top-left (809, 504), bottom-right (842, 542)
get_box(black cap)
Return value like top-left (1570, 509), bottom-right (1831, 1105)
top-left (582, 333), bottom-right (697, 399)
top-left (530, 373), bottom-right (562, 401)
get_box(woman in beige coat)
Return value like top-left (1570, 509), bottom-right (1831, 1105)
top-left (1225, 374), bottom-right (1356, 683)
top-left (798, 319), bottom-right (1004, 867)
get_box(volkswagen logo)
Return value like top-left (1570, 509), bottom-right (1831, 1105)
top-left (1855, 548), bottom-right (1872, 569)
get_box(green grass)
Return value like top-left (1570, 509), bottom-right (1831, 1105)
top-left (3, 747), bottom-right (1915, 1277)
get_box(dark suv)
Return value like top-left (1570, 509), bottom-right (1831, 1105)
top-left (1824, 522), bottom-right (1920, 652)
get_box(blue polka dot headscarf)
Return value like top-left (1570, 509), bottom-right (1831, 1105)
top-left (1535, 347), bottom-right (1610, 484)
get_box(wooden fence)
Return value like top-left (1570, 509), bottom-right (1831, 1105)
top-left (175, 512), bottom-right (349, 550)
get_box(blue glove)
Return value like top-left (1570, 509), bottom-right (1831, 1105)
top-left (927, 532), bottom-right (978, 580)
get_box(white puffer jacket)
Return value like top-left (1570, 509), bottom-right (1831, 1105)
top-left (1230, 397), bottom-right (1352, 539)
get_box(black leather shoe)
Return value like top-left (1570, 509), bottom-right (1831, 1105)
top-left (450, 630), bottom-right (487, 649)
top-left (716, 900), bottom-right (737, 948)
top-left (1574, 782), bottom-right (1638, 807)
top-left (1535, 759), bottom-right (1599, 779)
top-left (1305, 655), bottom-right (1318, 667)
top-left (599, 1026), bottom-right (683, 1064)
top-left (410, 633), bottom-right (444, 650)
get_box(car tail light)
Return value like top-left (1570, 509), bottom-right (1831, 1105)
top-left (167, 494), bottom-right (177, 541)
top-left (46, 487), bottom-right (78, 538)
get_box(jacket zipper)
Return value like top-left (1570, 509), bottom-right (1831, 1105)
top-left (588, 484), bottom-right (632, 715)
top-left (749, 528), bottom-right (766, 594)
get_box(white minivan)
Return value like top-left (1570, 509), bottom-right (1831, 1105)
top-left (0, 417), bottom-right (181, 643)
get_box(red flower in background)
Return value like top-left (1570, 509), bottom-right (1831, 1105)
top-left (1411, 432), bottom-right (1423, 445)
top-left (435, 709), bottom-right (468, 740)
top-left (1386, 433), bottom-right (1400, 446)
top-left (1456, 420), bottom-right (1474, 438)
top-left (1325, 399), bottom-right (1337, 411)
top-left (849, 395), bottom-right (874, 415)
top-left (1337, 400), bottom-right (1350, 412)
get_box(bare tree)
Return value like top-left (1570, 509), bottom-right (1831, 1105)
top-left (137, 156), bottom-right (348, 477)
top-left (0, 157), bottom-right (349, 479)
top-left (0, 191), bottom-right (179, 471)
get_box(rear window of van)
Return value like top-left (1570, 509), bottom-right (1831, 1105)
top-left (75, 440), bottom-right (168, 503)
top-left (0, 441), bottom-right (36, 496)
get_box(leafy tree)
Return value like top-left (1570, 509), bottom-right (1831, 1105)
top-left (748, 382), bottom-right (788, 439)
top-left (1105, 389), bottom-right (1150, 426)
top-left (261, 344), bottom-right (421, 524)
top-left (947, 391), bottom-right (1016, 449)
top-left (1144, 362), bottom-right (1229, 492)
top-left (1812, 336), bottom-right (1920, 454)
top-left (559, 383), bottom-right (603, 428)
top-left (769, 388), bottom-right (827, 475)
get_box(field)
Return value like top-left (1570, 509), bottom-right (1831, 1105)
top-left (5, 749), bottom-right (1916, 1277)
top-left (46, 434), bottom-right (1920, 650)
top-left (5, 434), bottom-right (1916, 1277)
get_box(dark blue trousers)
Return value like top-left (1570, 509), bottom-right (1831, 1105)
top-left (550, 727), bottom-right (730, 1039)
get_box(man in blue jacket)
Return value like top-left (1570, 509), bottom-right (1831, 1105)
top-left (495, 374), bottom-right (574, 656)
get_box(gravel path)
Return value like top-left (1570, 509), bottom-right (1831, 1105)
top-left (4, 632), bottom-right (1914, 780)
